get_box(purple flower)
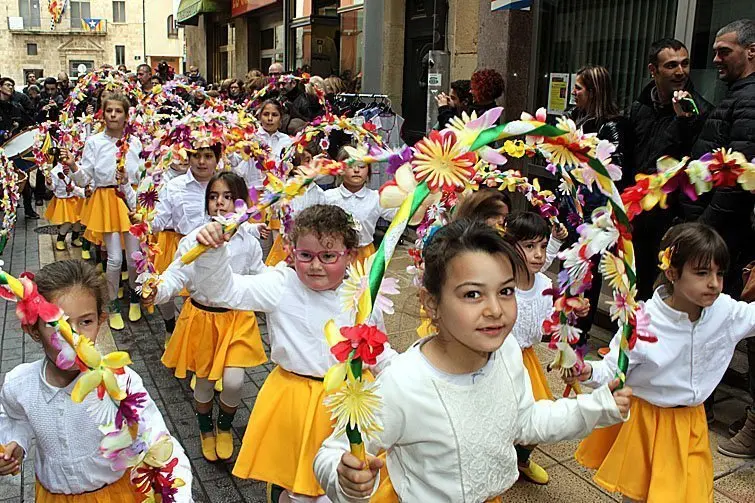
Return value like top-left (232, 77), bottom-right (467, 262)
top-left (116, 383), bottom-right (147, 429)
top-left (387, 146), bottom-right (413, 177)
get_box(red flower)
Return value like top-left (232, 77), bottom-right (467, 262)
top-left (13, 273), bottom-right (63, 326)
top-left (708, 150), bottom-right (744, 187)
top-left (620, 178), bottom-right (650, 221)
top-left (331, 324), bottom-right (388, 365)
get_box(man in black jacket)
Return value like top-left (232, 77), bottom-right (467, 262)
top-left (626, 38), bottom-right (713, 302)
top-left (0, 77), bottom-right (38, 219)
top-left (684, 19), bottom-right (755, 459)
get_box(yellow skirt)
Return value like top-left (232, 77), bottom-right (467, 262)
top-left (44, 197), bottom-right (84, 225)
top-left (372, 452), bottom-right (502, 502)
top-left (152, 231), bottom-right (182, 274)
top-left (232, 366), bottom-right (332, 496)
top-left (355, 243), bottom-right (376, 265)
top-left (575, 397), bottom-right (713, 502)
top-left (521, 346), bottom-right (554, 401)
top-left (35, 473), bottom-right (144, 503)
top-left (269, 217), bottom-right (281, 231)
top-left (162, 300), bottom-right (267, 381)
top-left (265, 233), bottom-right (289, 266)
top-left (79, 188), bottom-right (131, 234)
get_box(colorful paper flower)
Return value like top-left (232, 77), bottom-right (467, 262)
top-left (50, 326), bottom-right (78, 370)
top-left (11, 274), bottom-right (63, 326)
top-left (379, 163), bottom-right (441, 225)
top-left (628, 303), bottom-right (657, 350)
top-left (72, 338), bottom-right (131, 402)
top-left (658, 246), bottom-right (673, 271)
top-left (323, 372), bottom-right (383, 441)
top-left (706, 149), bottom-right (747, 187)
top-left (331, 324), bottom-right (388, 366)
top-left (412, 130), bottom-right (477, 192)
top-left (339, 255), bottom-right (400, 318)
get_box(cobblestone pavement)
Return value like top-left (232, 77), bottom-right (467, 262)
top-left (1, 206), bottom-right (754, 502)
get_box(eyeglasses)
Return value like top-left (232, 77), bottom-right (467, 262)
top-left (292, 249), bottom-right (349, 264)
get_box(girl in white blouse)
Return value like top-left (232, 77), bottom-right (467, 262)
top-left (323, 148), bottom-right (398, 264)
top-left (152, 172), bottom-right (267, 463)
top-left (315, 219), bottom-right (630, 503)
top-left (63, 93), bottom-right (144, 331)
top-left (570, 222), bottom-right (755, 502)
top-left (191, 204), bottom-right (396, 503)
top-left (43, 164), bottom-right (86, 252)
top-left (0, 259), bottom-right (192, 501)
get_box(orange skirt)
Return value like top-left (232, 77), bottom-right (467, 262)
top-left (232, 367), bottom-right (332, 496)
top-left (162, 300), bottom-right (267, 380)
top-left (575, 397), bottom-right (713, 502)
top-left (152, 230), bottom-right (182, 274)
top-left (265, 233), bottom-right (289, 266)
top-left (269, 217), bottom-right (281, 231)
top-left (372, 452), bottom-right (503, 502)
top-left (35, 473), bottom-right (144, 503)
top-left (521, 346), bottom-right (554, 401)
top-left (44, 197), bottom-right (84, 225)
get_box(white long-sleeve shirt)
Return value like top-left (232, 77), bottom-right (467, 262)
top-left (232, 131), bottom-right (294, 189)
top-left (315, 334), bottom-right (625, 502)
top-left (154, 223), bottom-right (265, 305)
top-left (586, 287), bottom-right (755, 407)
top-left (511, 272), bottom-right (553, 349)
top-left (191, 245), bottom-right (396, 377)
top-left (46, 165), bottom-right (85, 199)
top-left (70, 132), bottom-right (142, 188)
top-left (543, 235), bottom-right (563, 271)
top-left (0, 359), bottom-right (192, 500)
top-left (151, 170), bottom-right (209, 235)
top-left (323, 185), bottom-right (398, 247)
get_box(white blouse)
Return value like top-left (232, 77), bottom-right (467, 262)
top-left (511, 272), bottom-right (554, 349)
top-left (46, 165), bottom-right (85, 199)
top-left (191, 244), bottom-right (395, 377)
top-left (71, 132), bottom-right (142, 188)
top-left (323, 185), bottom-right (398, 247)
top-left (0, 359), bottom-right (192, 499)
top-left (155, 223), bottom-right (265, 306)
top-left (315, 335), bottom-right (626, 502)
top-left (152, 170), bottom-right (209, 235)
top-left (587, 287), bottom-right (755, 407)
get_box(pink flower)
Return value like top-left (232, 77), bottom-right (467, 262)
top-left (14, 273), bottom-right (63, 326)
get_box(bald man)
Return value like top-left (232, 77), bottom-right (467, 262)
top-left (187, 65), bottom-right (207, 88)
top-left (268, 62), bottom-right (284, 77)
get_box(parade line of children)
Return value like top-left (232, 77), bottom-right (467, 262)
top-left (2, 98), bottom-right (754, 503)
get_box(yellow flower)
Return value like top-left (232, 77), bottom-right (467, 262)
top-left (503, 140), bottom-right (527, 158)
top-left (72, 337), bottom-right (132, 403)
top-left (658, 246), bottom-right (673, 271)
top-left (323, 372), bottom-right (383, 441)
top-left (599, 252), bottom-right (630, 293)
top-left (738, 164), bottom-right (755, 191)
top-left (324, 362), bottom-right (349, 392)
top-left (411, 130), bottom-right (477, 192)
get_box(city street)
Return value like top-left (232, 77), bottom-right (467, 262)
top-left (1, 204), bottom-right (753, 502)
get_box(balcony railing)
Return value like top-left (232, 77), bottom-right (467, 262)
top-left (7, 15), bottom-right (107, 34)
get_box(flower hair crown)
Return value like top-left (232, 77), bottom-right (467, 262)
top-left (658, 246), bottom-right (674, 271)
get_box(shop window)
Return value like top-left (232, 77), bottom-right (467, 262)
top-left (18, 0), bottom-right (41, 28)
top-left (534, 0), bottom-right (679, 112)
top-left (339, 8), bottom-right (363, 79)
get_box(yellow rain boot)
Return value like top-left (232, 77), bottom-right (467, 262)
top-left (215, 408), bottom-right (236, 460)
top-left (196, 410), bottom-right (217, 462)
top-left (55, 239), bottom-right (66, 251)
top-left (128, 291), bottom-right (142, 322)
top-left (109, 302), bottom-right (125, 331)
top-left (81, 249), bottom-right (91, 260)
top-left (519, 459), bottom-right (549, 485)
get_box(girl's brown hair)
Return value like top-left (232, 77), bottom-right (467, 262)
top-left (654, 222), bottom-right (730, 293)
top-left (258, 99), bottom-right (283, 116)
top-left (422, 218), bottom-right (525, 298)
top-left (574, 65), bottom-right (620, 124)
top-left (290, 204), bottom-right (359, 250)
top-left (205, 172), bottom-right (250, 214)
top-left (453, 189), bottom-right (511, 222)
top-left (36, 259), bottom-right (109, 315)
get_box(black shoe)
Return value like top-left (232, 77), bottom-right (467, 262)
top-left (729, 415), bottom-right (747, 437)
top-left (25, 208), bottom-right (39, 219)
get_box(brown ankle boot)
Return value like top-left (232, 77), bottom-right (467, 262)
top-left (718, 407), bottom-right (755, 458)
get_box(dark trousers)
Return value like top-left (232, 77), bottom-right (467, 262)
top-left (632, 208), bottom-right (675, 302)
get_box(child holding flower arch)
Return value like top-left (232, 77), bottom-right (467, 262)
top-left (0, 259), bottom-right (192, 501)
top-left (191, 204), bottom-right (397, 503)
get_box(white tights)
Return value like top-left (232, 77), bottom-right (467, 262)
top-left (58, 222), bottom-right (82, 236)
top-left (193, 367), bottom-right (245, 408)
top-left (102, 231), bottom-right (139, 301)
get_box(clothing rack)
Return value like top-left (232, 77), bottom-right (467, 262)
top-left (335, 93), bottom-right (392, 108)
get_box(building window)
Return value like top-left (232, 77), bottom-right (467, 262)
top-left (18, 0), bottom-right (41, 28)
top-left (70, 0), bottom-right (91, 29)
top-left (167, 15), bottom-right (178, 38)
top-left (70, 60), bottom-right (95, 77)
top-left (115, 45), bottom-right (126, 66)
top-left (112, 1), bottom-right (126, 23)
top-left (27, 43), bottom-right (38, 56)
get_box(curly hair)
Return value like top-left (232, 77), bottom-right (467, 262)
top-left (471, 68), bottom-right (505, 104)
top-left (290, 204), bottom-right (359, 250)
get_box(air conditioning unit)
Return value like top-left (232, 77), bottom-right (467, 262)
top-left (8, 16), bottom-right (24, 30)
